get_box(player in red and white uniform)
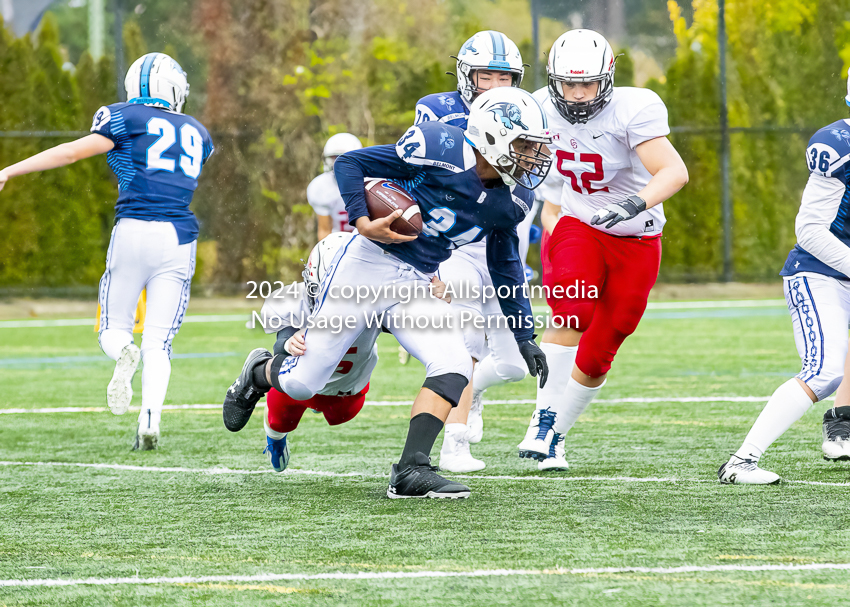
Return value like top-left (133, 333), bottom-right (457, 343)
top-left (307, 133), bottom-right (362, 241)
top-left (518, 29), bottom-right (689, 470)
top-left (228, 232), bottom-right (451, 472)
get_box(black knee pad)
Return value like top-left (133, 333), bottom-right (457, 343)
top-left (273, 327), bottom-right (299, 357)
top-left (268, 353), bottom-right (290, 393)
top-left (422, 373), bottom-right (468, 408)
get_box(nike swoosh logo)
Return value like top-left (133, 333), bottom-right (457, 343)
top-left (592, 134), bottom-right (603, 139)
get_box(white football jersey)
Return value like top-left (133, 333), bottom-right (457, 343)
top-left (534, 86), bottom-right (670, 237)
top-left (306, 172), bottom-right (355, 234)
top-left (260, 282), bottom-right (379, 396)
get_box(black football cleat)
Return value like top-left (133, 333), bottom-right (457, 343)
top-left (387, 452), bottom-right (471, 499)
top-left (822, 407), bottom-right (850, 461)
top-left (223, 348), bottom-right (272, 432)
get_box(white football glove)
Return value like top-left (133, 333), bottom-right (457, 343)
top-left (590, 195), bottom-right (647, 230)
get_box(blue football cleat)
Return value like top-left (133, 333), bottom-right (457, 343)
top-left (263, 434), bottom-right (290, 473)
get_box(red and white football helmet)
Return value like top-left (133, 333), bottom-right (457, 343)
top-left (547, 29), bottom-right (616, 124)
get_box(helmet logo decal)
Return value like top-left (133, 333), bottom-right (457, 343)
top-left (439, 131), bottom-right (455, 156)
top-left (488, 102), bottom-right (528, 130)
top-left (461, 37), bottom-right (478, 55)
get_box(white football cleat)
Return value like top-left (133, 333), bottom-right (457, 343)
top-left (517, 408), bottom-right (557, 462)
top-left (822, 408), bottom-right (850, 461)
top-left (134, 425), bottom-right (160, 451)
top-left (538, 432), bottom-right (568, 471)
top-left (439, 425), bottom-right (485, 473)
top-left (718, 455), bottom-right (780, 485)
top-left (107, 343), bottom-right (141, 415)
top-left (467, 388), bottom-right (485, 444)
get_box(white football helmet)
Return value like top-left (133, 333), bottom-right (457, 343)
top-left (302, 232), bottom-right (355, 309)
top-left (322, 133), bottom-right (363, 172)
top-left (125, 53), bottom-right (189, 113)
top-left (845, 66), bottom-right (850, 107)
top-left (465, 87), bottom-right (553, 189)
top-left (547, 29), bottom-right (616, 124)
top-left (455, 31), bottom-right (524, 104)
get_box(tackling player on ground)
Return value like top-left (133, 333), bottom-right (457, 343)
top-left (308, 133), bottom-right (363, 241)
top-left (223, 87), bottom-right (552, 499)
top-left (517, 29), bottom-right (688, 469)
top-left (414, 30), bottom-right (532, 472)
top-left (719, 69), bottom-right (850, 483)
top-left (0, 53), bottom-right (213, 450)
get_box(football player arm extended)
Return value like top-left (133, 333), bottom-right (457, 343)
top-left (633, 136), bottom-right (689, 208)
top-left (0, 134), bottom-right (115, 192)
top-left (316, 215), bottom-right (333, 241)
top-left (794, 173), bottom-right (850, 277)
top-left (334, 145), bottom-right (418, 244)
top-left (540, 199), bottom-right (560, 235)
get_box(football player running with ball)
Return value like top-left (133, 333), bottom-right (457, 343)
top-left (224, 87), bottom-right (551, 499)
top-left (308, 133), bottom-right (363, 241)
top-left (518, 29), bottom-right (688, 469)
top-left (414, 30), bottom-right (533, 472)
top-left (0, 53), bottom-right (214, 450)
top-left (719, 69), bottom-right (850, 484)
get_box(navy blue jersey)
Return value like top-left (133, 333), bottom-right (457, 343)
top-left (91, 102), bottom-right (214, 244)
top-left (334, 122), bottom-right (535, 341)
top-left (781, 120), bottom-right (850, 279)
top-left (414, 91), bottom-right (470, 129)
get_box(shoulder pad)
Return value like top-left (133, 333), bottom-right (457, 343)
top-left (395, 124), bottom-right (466, 173)
top-left (808, 122), bottom-right (850, 178)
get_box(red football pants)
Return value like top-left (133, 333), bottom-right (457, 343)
top-left (546, 216), bottom-right (661, 378)
top-left (265, 384), bottom-right (369, 433)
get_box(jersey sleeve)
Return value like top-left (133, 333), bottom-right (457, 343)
top-left (806, 128), bottom-right (850, 182)
top-left (202, 127), bottom-right (215, 164)
top-left (486, 224), bottom-right (535, 343)
top-left (306, 175), bottom-right (333, 216)
top-left (625, 92), bottom-right (670, 149)
top-left (414, 102), bottom-right (439, 125)
top-left (333, 144), bottom-right (421, 225)
top-left (795, 172), bottom-right (850, 276)
top-left (90, 105), bottom-right (126, 146)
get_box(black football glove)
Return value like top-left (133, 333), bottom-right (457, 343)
top-left (518, 339), bottom-right (548, 388)
top-left (590, 194), bottom-right (647, 230)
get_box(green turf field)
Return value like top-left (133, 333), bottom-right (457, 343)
top-left (1, 301), bottom-right (849, 606)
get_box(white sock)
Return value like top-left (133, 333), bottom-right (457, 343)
top-left (535, 343), bottom-right (578, 412)
top-left (472, 355), bottom-right (503, 392)
top-left (139, 349), bottom-right (170, 430)
top-left (734, 379), bottom-right (813, 461)
top-left (552, 377), bottom-right (606, 435)
top-left (264, 414), bottom-right (287, 440)
top-left (99, 329), bottom-right (133, 361)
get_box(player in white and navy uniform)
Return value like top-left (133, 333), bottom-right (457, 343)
top-left (0, 53), bottom-right (213, 451)
top-left (223, 87), bottom-right (551, 499)
top-left (308, 133), bottom-right (362, 241)
top-left (414, 31), bottom-right (536, 472)
top-left (252, 232), bottom-right (454, 472)
top-left (718, 71), bottom-right (850, 483)
top-left (517, 30), bottom-right (688, 471)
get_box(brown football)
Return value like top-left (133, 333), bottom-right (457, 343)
top-left (364, 178), bottom-right (422, 237)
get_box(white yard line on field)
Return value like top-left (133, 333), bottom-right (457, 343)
top-left (1, 395), bottom-right (820, 415)
top-left (3, 561), bottom-right (850, 588)
top-left (2, 460), bottom-right (849, 488)
top-left (0, 301), bottom-right (787, 330)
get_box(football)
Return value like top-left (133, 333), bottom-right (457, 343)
top-left (364, 178), bottom-right (422, 237)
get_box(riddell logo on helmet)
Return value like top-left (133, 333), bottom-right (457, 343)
top-left (570, 70), bottom-right (585, 74)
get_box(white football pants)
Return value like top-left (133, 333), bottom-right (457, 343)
top-left (438, 244), bottom-right (527, 379)
top-left (98, 218), bottom-right (196, 422)
top-left (276, 235), bottom-right (471, 401)
top-left (784, 274), bottom-right (850, 401)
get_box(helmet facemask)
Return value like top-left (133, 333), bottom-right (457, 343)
top-left (548, 70), bottom-right (614, 124)
top-left (492, 134), bottom-right (552, 189)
